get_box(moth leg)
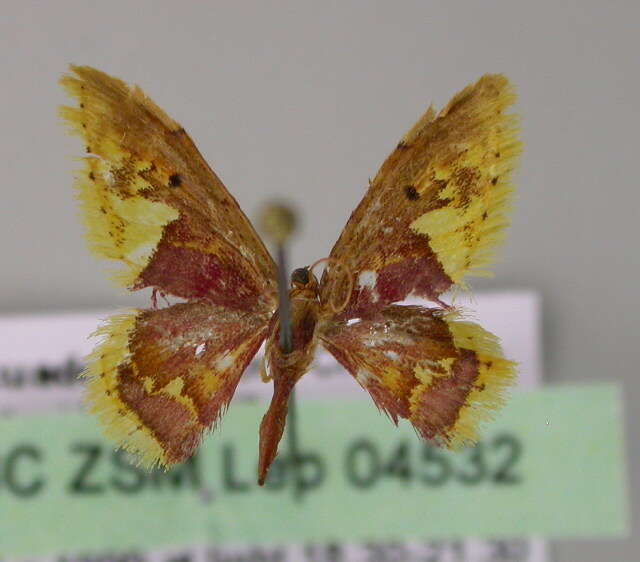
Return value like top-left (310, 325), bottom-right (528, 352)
top-left (259, 355), bottom-right (273, 382)
top-left (433, 296), bottom-right (452, 310)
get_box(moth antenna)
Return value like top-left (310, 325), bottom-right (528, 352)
top-left (310, 257), bottom-right (354, 315)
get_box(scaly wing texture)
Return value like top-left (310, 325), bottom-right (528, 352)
top-left (60, 66), bottom-right (277, 466)
top-left (320, 75), bottom-right (520, 318)
top-left (84, 303), bottom-right (270, 467)
top-left (320, 306), bottom-right (515, 447)
top-left (60, 65), bottom-right (276, 312)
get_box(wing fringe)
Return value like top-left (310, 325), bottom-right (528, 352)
top-left (441, 312), bottom-right (516, 447)
top-left (82, 311), bottom-right (168, 468)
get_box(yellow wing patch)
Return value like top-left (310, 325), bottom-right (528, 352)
top-left (59, 70), bottom-right (181, 287)
top-left (409, 76), bottom-right (521, 284)
top-left (72, 160), bottom-right (179, 286)
top-left (83, 311), bottom-right (167, 467)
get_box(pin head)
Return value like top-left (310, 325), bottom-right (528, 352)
top-left (258, 202), bottom-right (297, 245)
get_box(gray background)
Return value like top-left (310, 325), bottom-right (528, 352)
top-left (1, 1), bottom-right (637, 559)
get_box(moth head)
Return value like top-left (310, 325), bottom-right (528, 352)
top-left (290, 267), bottom-right (318, 291)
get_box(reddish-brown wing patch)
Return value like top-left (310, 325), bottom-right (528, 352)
top-left (320, 75), bottom-right (520, 318)
top-left (60, 65), bottom-right (276, 312)
top-left (84, 303), bottom-right (270, 467)
top-left (319, 306), bottom-right (515, 447)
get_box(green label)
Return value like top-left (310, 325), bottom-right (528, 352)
top-left (0, 385), bottom-right (628, 556)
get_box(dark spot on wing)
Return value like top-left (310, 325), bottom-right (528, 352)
top-left (168, 173), bottom-right (182, 188)
top-left (404, 185), bottom-right (419, 201)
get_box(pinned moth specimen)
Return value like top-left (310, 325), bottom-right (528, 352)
top-left (60, 66), bottom-right (520, 484)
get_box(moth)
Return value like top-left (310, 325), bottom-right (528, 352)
top-left (60, 66), bottom-right (520, 485)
